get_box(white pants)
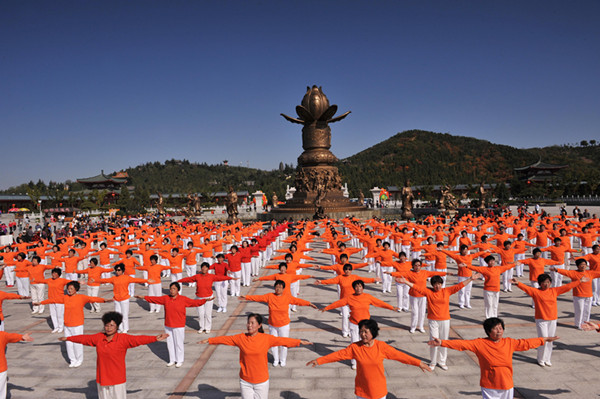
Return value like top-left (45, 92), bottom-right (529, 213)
top-left (341, 305), bottom-right (350, 336)
top-left (592, 278), bottom-right (600, 305)
top-left (30, 283), bottom-right (45, 313)
top-left (241, 262), bottom-right (251, 286)
top-left (87, 285), bottom-right (101, 312)
top-left (64, 324), bottom-right (84, 364)
top-left (0, 320), bottom-right (3, 332)
top-left (251, 257), bottom-right (260, 276)
top-left (148, 284), bottom-right (162, 312)
top-left (50, 303), bottom-right (65, 330)
top-left (165, 326), bottom-right (185, 364)
top-left (114, 300), bottom-right (130, 332)
top-left (98, 382), bottom-right (127, 399)
top-left (396, 283), bottom-right (410, 310)
top-left (196, 296), bottom-right (214, 331)
top-left (530, 281), bottom-right (539, 307)
top-left (128, 274), bottom-right (136, 298)
top-left (410, 296), bottom-right (427, 331)
top-left (551, 264), bottom-right (564, 287)
top-left (185, 263), bottom-right (197, 282)
top-left (16, 277), bottom-right (29, 296)
top-left (535, 319), bottom-right (557, 363)
top-left (573, 296), bottom-right (592, 328)
top-left (269, 324), bottom-right (290, 365)
top-left (483, 290), bottom-right (499, 318)
top-left (214, 280), bottom-right (228, 309)
top-left (0, 371), bottom-right (6, 399)
top-left (481, 387), bottom-right (513, 399)
top-left (350, 322), bottom-right (359, 368)
top-left (229, 271), bottom-right (241, 296)
top-left (501, 268), bottom-right (514, 291)
top-left (381, 266), bottom-right (393, 292)
top-left (290, 281), bottom-right (300, 311)
top-left (240, 378), bottom-right (269, 399)
top-left (429, 319), bottom-right (450, 366)
top-left (457, 277), bottom-right (473, 307)
top-left (3, 266), bottom-right (15, 286)
top-left (65, 272), bottom-right (78, 281)
top-left (515, 254), bottom-right (525, 276)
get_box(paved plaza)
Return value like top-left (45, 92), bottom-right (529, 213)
top-left (3, 225), bottom-right (600, 398)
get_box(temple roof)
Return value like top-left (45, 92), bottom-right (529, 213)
top-left (77, 170), bottom-right (128, 185)
top-left (514, 160), bottom-right (568, 171)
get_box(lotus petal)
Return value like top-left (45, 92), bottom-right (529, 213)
top-left (320, 105), bottom-right (337, 121)
top-left (296, 105), bottom-right (314, 123)
top-left (281, 113), bottom-right (304, 125)
top-left (327, 110), bottom-right (351, 124)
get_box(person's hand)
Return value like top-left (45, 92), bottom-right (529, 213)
top-left (134, 295), bottom-right (144, 300)
top-left (419, 361), bottom-right (432, 372)
top-left (89, 278), bottom-right (96, 283)
top-left (309, 303), bottom-right (318, 309)
top-left (21, 296), bottom-right (31, 300)
top-left (510, 277), bottom-right (518, 284)
top-left (156, 333), bottom-right (169, 341)
top-left (581, 321), bottom-right (600, 332)
top-left (306, 359), bottom-right (319, 367)
top-left (397, 276), bottom-right (407, 284)
top-left (314, 280), bottom-right (322, 285)
top-left (471, 272), bottom-right (482, 280)
top-left (318, 308), bottom-right (325, 312)
top-left (198, 339), bottom-right (210, 344)
top-left (31, 302), bottom-right (41, 306)
top-left (549, 266), bottom-right (556, 272)
top-left (374, 277), bottom-right (382, 282)
top-left (393, 307), bottom-right (401, 312)
top-left (428, 338), bottom-right (442, 347)
top-left (252, 278), bottom-right (258, 282)
top-left (544, 336), bottom-right (560, 343)
top-left (21, 333), bottom-right (34, 342)
top-left (580, 276), bottom-right (590, 283)
top-left (58, 337), bottom-right (68, 341)
top-left (147, 279), bottom-right (155, 284)
top-left (105, 298), bottom-right (114, 303)
top-left (299, 339), bottom-right (312, 345)
top-left (238, 296), bottom-right (246, 301)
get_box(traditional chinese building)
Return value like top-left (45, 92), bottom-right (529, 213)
top-left (77, 170), bottom-right (128, 190)
top-left (514, 160), bottom-right (568, 183)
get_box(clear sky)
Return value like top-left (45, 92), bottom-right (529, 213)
top-left (2, 1), bottom-right (599, 190)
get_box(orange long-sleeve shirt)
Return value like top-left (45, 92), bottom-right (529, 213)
top-left (245, 293), bottom-right (311, 327)
top-left (557, 269), bottom-right (600, 297)
top-left (520, 257), bottom-right (562, 282)
top-left (514, 280), bottom-right (579, 320)
top-left (98, 275), bottom-right (147, 301)
top-left (316, 340), bottom-right (421, 399)
top-left (38, 277), bottom-right (71, 301)
top-left (390, 270), bottom-right (446, 297)
top-left (258, 273), bottom-right (311, 296)
top-left (0, 332), bottom-right (23, 373)
top-left (144, 295), bottom-right (207, 328)
top-left (324, 293), bottom-right (394, 325)
top-left (442, 250), bottom-right (488, 277)
top-left (208, 333), bottom-right (301, 384)
top-left (67, 332), bottom-right (157, 386)
top-left (0, 291), bottom-right (22, 321)
top-left (412, 282), bottom-right (465, 320)
top-left (466, 264), bottom-right (514, 292)
top-left (42, 294), bottom-right (105, 327)
top-left (319, 275), bottom-right (378, 299)
top-left (77, 267), bottom-right (114, 287)
top-left (442, 337), bottom-right (544, 390)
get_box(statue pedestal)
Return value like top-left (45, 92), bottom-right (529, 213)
top-left (253, 191), bottom-right (265, 213)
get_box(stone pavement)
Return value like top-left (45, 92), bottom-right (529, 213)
top-left (4, 236), bottom-right (600, 398)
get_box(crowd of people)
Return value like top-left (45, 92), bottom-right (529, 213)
top-left (0, 207), bottom-right (599, 398)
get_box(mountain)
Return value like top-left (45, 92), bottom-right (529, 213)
top-left (336, 130), bottom-right (600, 196)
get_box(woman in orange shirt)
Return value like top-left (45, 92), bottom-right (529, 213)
top-left (512, 273), bottom-right (582, 367)
top-left (0, 331), bottom-right (33, 399)
top-left (37, 281), bottom-right (111, 367)
top-left (429, 317), bottom-right (557, 399)
top-left (199, 313), bottom-right (311, 399)
top-left (307, 318), bottom-right (430, 399)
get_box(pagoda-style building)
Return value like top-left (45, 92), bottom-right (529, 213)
top-left (514, 160), bottom-right (568, 183)
top-left (77, 170), bottom-right (128, 190)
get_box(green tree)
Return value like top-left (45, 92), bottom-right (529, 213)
top-left (118, 186), bottom-right (132, 212)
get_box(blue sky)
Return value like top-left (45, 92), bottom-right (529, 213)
top-left (2, 1), bottom-right (599, 189)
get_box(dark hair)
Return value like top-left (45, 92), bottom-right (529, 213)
top-left (532, 248), bottom-right (541, 255)
top-left (125, 249), bottom-right (133, 255)
top-left (575, 258), bottom-right (588, 268)
top-left (114, 263), bottom-right (125, 272)
top-left (66, 281), bottom-right (80, 291)
top-left (352, 279), bottom-right (365, 290)
top-left (484, 255), bottom-right (495, 264)
top-left (430, 275), bottom-right (444, 286)
top-left (230, 245), bottom-right (238, 251)
top-left (537, 273), bottom-right (551, 285)
top-left (52, 267), bottom-right (62, 276)
top-left (102, 311), bottom-right (123, 327)
top-left (284, 253), bottom-right (293, 260)
top-left (32, 255), bottom-right (41, 263)
top-left (278, 262), bottom-right (288, 270)
top-left (343, 264), bottom-right (353, 272)
top-left (170, 282), bottom-right (181, 291)
top-left (483, 317), bottom-right (504, 336)
top-left (274, 280), bottom-right (286, 289)
top-left (503, 240), bottom-right (511, 247)
top-left (411, 259), bottom-right (422, 267)
top-left (340, 253), bottom-right (349, 260)
top-left (247, 313), bottom-right (264, 333)
top-left (398, 251), bottom-right (406, 258)
top-left (216, 253), bottom-right (224, 259)
top-left (150, 254), bottom-right (158, 262)
top-left (358, 318), bottom-right (379, 339)
top-left (89, 258), bottom-right (98, 266)
top-left (200, 262), bottom-right (210, 269)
